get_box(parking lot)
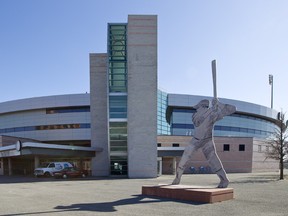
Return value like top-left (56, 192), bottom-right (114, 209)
top-left (0, 171), bottom-right (287, 216)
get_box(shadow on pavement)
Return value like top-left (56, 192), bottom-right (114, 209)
top-left (54, 194), bottom-right (204, 212)
top-left (0, 195), bottom-right (204, 215)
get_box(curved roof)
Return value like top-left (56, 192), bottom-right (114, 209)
top-left (0, 94), bottom-right (90, 114)
top-left (166, 94), bottom-right (279, 124)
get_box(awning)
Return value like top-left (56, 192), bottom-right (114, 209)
top-left (0, 141), bottom-right (103, 158)
top-left (157, 147), bottom-right (185, 157)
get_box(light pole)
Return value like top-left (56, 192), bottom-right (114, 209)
top-left (269, 74), bottom-right (273, 109)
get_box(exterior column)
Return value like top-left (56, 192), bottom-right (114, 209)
top-left (127, 15), bottom-right (158, 178)
top-left (172, 157), bottom-right (177, 175)
top-left (34, 156), bottom-right (40, 169)
top-left (0, 159), bottom-right (3, 175)
top-left (157, 157), bottom-right (162, 176)
top-left (90, 53), bottom-right (109, 176)
top-left (8, 158), bottom-right (12, 176)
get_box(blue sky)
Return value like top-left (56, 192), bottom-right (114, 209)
top-left (1, 0), bottom-right (288, 111)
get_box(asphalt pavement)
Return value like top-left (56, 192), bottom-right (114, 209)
top-left (0, 171), bottom-right (287, 216)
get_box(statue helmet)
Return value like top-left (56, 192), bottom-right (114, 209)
top-left (193, 99), bottom-right (209, 110)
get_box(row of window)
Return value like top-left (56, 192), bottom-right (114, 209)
top-left (46, 106), bottom-right (90, 114)
top-left (157, 143), bottom-right (179, 147)
top-left (109, 95), bottom-right (127, 118)
top-left (171, 123), bottom-right (273, 136)
top-left (157, 143), bottom-right (246, 152)
top-left (172, 108), bottom-right (272, 124)
top-left (0, 123), bottom-right (90, 134)
top-left (170, 108), bottom-right (277, 136)
top-left (223, 144), bottom-right (245, 152)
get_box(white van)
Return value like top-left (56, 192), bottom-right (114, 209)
top-left (34, 162), bottom-right (73, 177)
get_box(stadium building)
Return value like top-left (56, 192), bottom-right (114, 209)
top-left (0, 15), bottom-right (280, 177)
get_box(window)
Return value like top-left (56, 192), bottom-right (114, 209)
top-left (172, 143), bottom-right (180, 147)
top-left (239, 144), bottom-right (245, 151)
top-left (157, 143), bottom-right (162, 147)
top-left (108, 24), bottom-right (127, 93)
top-left (258, 145), bottom-right (262, 152)
top-left (48, 163), bottom-right (55, 168)
top-left (109, 95), bottom-right (127, 118)
top-left (223, 144), bottom-right (230, 151)
top-left (109, 122), bottom-right (128, 154)
top-left (55, 164), bottom-right (63, 170)
top-left (46, 106), bottom-right (90, 114)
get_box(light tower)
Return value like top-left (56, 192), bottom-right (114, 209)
top-left (269, 74), bottom-right (273, 109)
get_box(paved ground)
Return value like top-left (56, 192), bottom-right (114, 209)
top-left (0, 171), bottom-right (287, 216)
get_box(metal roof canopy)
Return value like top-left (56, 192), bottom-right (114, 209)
top-left (0, 142), bottom-right (103, 158)
top-left (157, 147), bottom-right (185, 157)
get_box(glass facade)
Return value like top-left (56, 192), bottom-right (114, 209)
top-left (109, 122), bottom-right (128, 175)
top-left (108, 24), bottom-right (128, 175)
top-left (157, 90), bottom-right (170, 135)
top-left (108, 25), bottom-right (127, 93)
top-left (109, 95), bottom-right (127, 118)
top-left (169, 108), bottom-right (277, 139)
top-left (109, 122), bottom-right (127, 152)
top-left (165, 94), bottom-right (279, 139)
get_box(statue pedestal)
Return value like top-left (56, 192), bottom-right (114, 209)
top-left (142, 184), bottom-right (233, 203)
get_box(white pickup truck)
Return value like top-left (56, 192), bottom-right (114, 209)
top-left (34, 162), bottom-right (73, 177)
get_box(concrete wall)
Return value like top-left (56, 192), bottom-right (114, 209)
top-left (90, 53), bottom-right (110, 176)
top-left (127, 15), bottom-right (158, 178)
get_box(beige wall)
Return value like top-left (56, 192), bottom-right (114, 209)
top-left (252, 139), bottom-right (279, 172)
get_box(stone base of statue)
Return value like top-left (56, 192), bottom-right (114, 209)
top-left (142, 184), bottom-right (234, 203)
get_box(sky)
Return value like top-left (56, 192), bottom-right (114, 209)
top-left (1, 0), bottom-right (288, 111)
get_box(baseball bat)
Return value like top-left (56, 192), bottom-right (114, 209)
top-left (211, 60), bottom-right (217, 98)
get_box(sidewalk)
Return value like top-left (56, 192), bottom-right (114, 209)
top-left (0, 171), bottom-right (287, 216)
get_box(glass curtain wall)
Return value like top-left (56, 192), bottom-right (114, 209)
top-left (157, 90), bottom-right (170, 135)
top-left (108, 24), bottom-right (128, 175)
top-left (170, 108), bottom-right (276, 139)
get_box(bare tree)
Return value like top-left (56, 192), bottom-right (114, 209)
top-left (265, 112), bottom-right (288, 180)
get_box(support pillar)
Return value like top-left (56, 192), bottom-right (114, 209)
top-left (8, 158), bottom-right (12, 176)
top-left (172, 157), bottom-right (177, 175)
top-left (34, 156), bottom-right (40, 169)
top-left (157, 157), bottom-right (162, 176)
top-left (0, 159), bottom-right (3, 175)
top-left (90, 53), bottom-right (109, 176)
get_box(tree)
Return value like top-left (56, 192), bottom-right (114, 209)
top-left (265, 112), bottom-right (288, 180)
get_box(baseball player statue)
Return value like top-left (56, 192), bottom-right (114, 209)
top-left (172, 60), bottom-right (236, 188)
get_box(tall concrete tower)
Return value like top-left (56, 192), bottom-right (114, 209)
top-left (90, 15), bottom-right (157, 178)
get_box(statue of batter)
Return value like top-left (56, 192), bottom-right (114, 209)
top-left (172, 98), bottom-right (236, 188)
